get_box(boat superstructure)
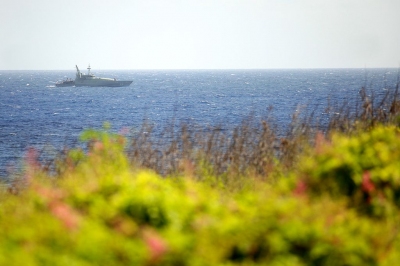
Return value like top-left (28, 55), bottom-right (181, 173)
top-left (74, 65), bottom-right (132, 87)
top-left (55, 79), bottom-right (75, 87)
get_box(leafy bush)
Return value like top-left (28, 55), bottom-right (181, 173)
top-left (2, 126), bottom-right (400, 265)
top-left (301, 126), bottom-right (400, 217)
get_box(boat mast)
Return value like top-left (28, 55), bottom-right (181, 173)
top-left (87, 64), bottom-right (91, 75)
top-left (75, 65), bottom-right (81, 78)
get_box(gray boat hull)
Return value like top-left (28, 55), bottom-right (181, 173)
top-left (74, 65), bottom-right (133, 87)
top-left (74, 79), bottom-right (132, 87)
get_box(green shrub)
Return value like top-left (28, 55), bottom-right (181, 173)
top-left (301, 126), bottom-right (400, 217)
top-left (2, 127), bottom-right (400, 265)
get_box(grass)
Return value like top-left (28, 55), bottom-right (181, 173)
top-left (117, 81), bottom-right (400, 183)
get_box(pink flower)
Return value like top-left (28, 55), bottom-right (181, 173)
top-left (24, 147), bottom-right (40, 182)
top-left (144, 231), bottom-right (168, 262)
top-left (26, 147), bottom-right (39, 168)
top-left (362, 171), bottom-right (375, 194)
top-left (49, 201), bottom-right (81, 230)
top-left (294, 180), bottom-right (307, 196)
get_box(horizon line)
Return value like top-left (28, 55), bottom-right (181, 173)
top-left (1, 67), bottom-right (399, 71)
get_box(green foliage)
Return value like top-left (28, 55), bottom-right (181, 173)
top-left (2, 126), bottom-right (400, 265)
top-left (302, 126), bottom-right (400, 216)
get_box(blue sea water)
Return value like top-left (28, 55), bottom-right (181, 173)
top-left (0, 69), bottom-right (399, 177)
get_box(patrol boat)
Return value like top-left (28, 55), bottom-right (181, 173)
top-left (74, 65), bottom-right (132, 87)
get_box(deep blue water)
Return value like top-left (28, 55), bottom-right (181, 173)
top-left (0, 69), bottom-right (399, 177)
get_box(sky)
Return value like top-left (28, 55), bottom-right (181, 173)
top-left (1, 0), bottom-right (399, 70)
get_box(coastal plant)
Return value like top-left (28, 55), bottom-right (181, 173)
top-left (120, 82), bottom-right (400, 183)
top-left (2, 126), bottom-right (400, 265)
top-left (299, 125), bottom-right (400, 217)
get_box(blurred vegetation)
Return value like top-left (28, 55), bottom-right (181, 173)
top-left (2, 82), bottom-right (400, 265)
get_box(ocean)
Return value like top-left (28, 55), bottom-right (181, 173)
top-left (0, 68), bottom-right (399, 177)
